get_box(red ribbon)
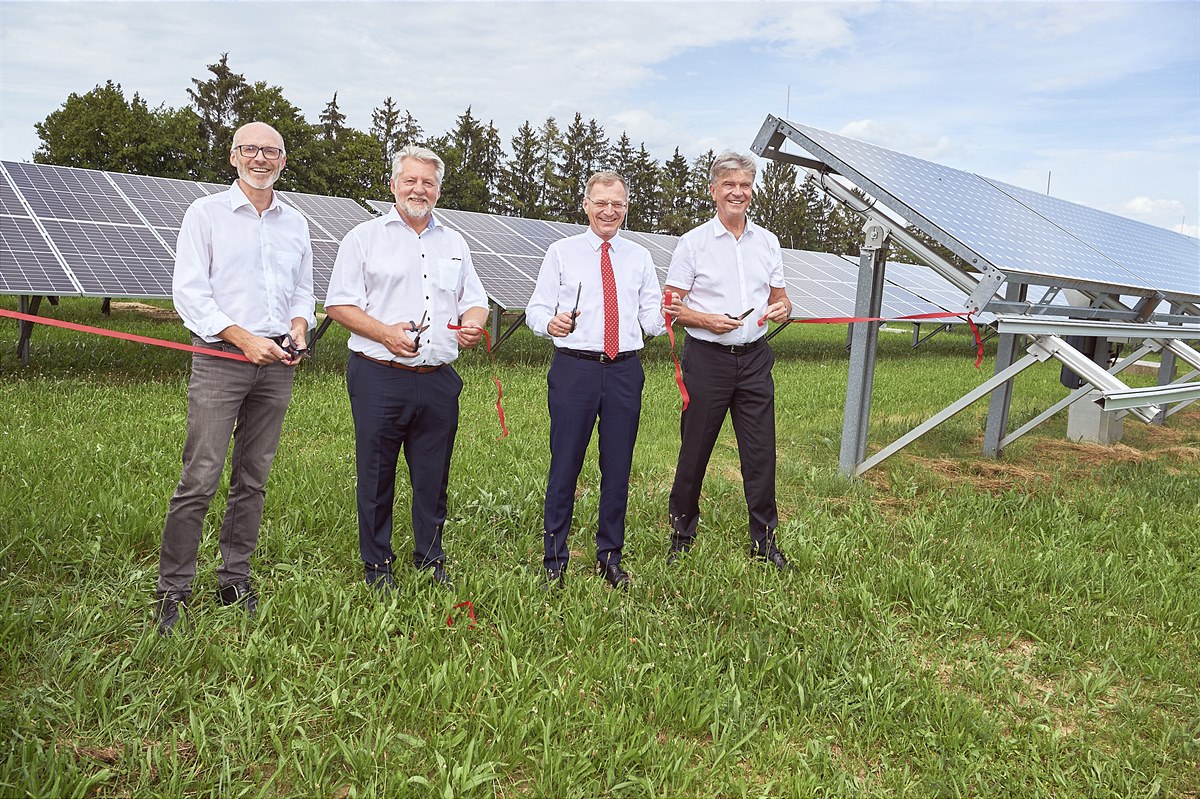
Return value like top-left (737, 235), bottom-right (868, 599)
top-left (759, 310), bottom-right (984, 368)
top-left (446, 600), bottom-right (476, 628)
top-left (0, 307), bottom-right (250, 362)
top-left (447, 322), bottom-right (508, 439)
top-left (662, 290), bottom-right (690, 412)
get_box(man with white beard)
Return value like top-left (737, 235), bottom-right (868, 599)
top-left (325, 145), bottom-right (489, 593)
top-left (156, 121), bottom-right (316, 635)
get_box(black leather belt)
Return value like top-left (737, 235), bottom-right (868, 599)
top-left (355, 351), bottom-right (443, 373)
top-left (557, 348), bottom-right (638, 364)
top-left (687, 335), bottom-right (766, 355)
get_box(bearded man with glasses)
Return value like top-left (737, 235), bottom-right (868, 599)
top-left (155, 121), bottom-right (316, 635)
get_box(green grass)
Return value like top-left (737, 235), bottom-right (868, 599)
top-left (1, 297), bottom-right (1197, 797)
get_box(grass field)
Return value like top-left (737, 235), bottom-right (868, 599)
top-left (1, 297), bottom-right (1197, 797)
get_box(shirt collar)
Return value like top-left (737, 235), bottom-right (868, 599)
top-left (710, 214), bottom-right (757, 239)
top-left (585, 227), bottom-right (622, 252)
top-left (228, 180), bottom-right (281, 215)
top-left (384, 205), bottom-right (439, 233)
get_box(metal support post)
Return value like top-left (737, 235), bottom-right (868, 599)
top-left (982, 282), bottom-right (1026, 457)
top-left (1153, 303), bottom-right (1182, 425)
top-left (839, 222), bottom-right (889, 476)
top-left (17, 295), bottom-right (43, 366)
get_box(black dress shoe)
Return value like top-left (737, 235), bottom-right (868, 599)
top-left (157, 592), bottom-right (188, 637)
top-left (367, 572), bottom-right (397, 593)
top-left (752, 545), bottom-right (794, 572)
top-left (428, 563), bottom-right (454, 591)
top-left (217, 580), bottom-right (258, 616)
top-left (541, 568), bottom-right (565, 591)
top-left (596, 559), bottom-right (631, 590)
top-left (666, 539), bottom-right (691, 565)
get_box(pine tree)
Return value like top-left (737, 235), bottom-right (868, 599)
top-left (319, 92), bottom-right (347, 141)
top-left (499, 121), bottom-right (544, 217)
top-left (187, 53), bottom-right (249, 181)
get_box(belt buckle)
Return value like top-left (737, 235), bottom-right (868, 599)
top-left (599, 352), bottom-right (612, 363)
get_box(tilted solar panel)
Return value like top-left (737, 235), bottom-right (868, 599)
top-left (0, 216), bottom-right (77, 294)
top-left (5, 161), bottom-right (143, 226)
top-left (982, 177), bottom-right (1200, 297)
top-left (39, 219), bottom-right (174, 298)
top-left (781, 121), bottom-right (1195, 300)
top-left (1, 171), bottom-right (31, 217)
top-left (107, 172), bottom-right (210, 232)
top-left (279, 191), bottom-right (374, 241)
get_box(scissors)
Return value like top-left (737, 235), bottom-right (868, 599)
top-left (568, 282), bottom-right (582, 333)
top-left (408, 310), bottom-right (429, 349)
top-left (725, 308), bottom-right (755, 321)
top-left (277, 333), bottom-right (308, 361)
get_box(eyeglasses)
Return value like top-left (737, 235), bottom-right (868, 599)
top-left (588, 199), bottom-right (628, 211)
top-left (233, 144), bottom-right (285, 160)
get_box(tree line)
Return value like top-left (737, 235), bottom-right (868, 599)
top-left (33, 53), bottom-right (871, 255)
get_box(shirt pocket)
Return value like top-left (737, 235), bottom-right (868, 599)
top-left (275, 250), bottom-right (304, 284)
top-left (438, 257), bottom-right (462, 292)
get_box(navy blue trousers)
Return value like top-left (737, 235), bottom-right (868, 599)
top-left (347, 355), bottom-right (462, 582)
top-left (668, 337), bottom-right (779, 551)
top-left (543, 351), bottom-right (644, 572)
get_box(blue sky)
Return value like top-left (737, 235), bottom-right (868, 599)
top-left (2, 1), bottom-right (1197, 236)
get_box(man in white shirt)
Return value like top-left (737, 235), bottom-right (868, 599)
top-left (663, 151), bottom-right (794, 571)
top-left (526, 171), bottom-right (665, 590)
top-left (325, 145), bottom-right (489, 592)
top-left (157, 121), bottom-right (316, 635)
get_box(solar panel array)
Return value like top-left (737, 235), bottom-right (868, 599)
top-left (776, 121), bottom-right (1200, 304)
top-left (1, 160), bottom-right (989, 327)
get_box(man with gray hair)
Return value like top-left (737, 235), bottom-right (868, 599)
top-left (663, 150), bottom-right (793, 570)
top-left (325, 144), bottom-right (489, 592)
top-left (527, 170), bottom-right (665, 590)
top-left (157, 121), bottom-right (316, 635)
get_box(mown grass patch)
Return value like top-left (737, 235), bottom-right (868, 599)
top-left (1, 297), bottom-right (1197, 797)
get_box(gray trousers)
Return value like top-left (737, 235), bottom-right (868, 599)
top-left (157, 348), bottom-right (294, 598)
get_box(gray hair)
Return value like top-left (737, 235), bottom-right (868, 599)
top-left (584, 170), bottom-right (628, 199)
top-left (391, 144), bottom-right (445, 185)
top-left (709, 150), bottom-right (756, 186)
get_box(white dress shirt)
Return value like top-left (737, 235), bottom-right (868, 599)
top-left (172, 182), bottom-right (316, 342)
top-left (527, 228), bottom-right (666, 351)
top-left (665, 216), bottom-right (786, 346)
top-left (325, 207), bottom-right (488, 366)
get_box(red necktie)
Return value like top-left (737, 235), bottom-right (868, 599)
top-left (600, 241), bottom-right (619, 360)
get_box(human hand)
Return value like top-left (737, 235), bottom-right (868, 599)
top-left (547, 311), bottom-right (579, 338)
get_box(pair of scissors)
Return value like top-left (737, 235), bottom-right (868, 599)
top-left (408, 311), bottom-right (429, 349)
top-left (725, 308), bottom-right (755, 321)
top-left (568, 282), bottom-right (582, 333)
top-left (279, 333), bottom-right (308, 361)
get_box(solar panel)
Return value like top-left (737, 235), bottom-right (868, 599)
top-left (1, 171), bottom-right (30, 217)
top-left (279, 191), bottom-right (374, 241)
top-left (38, 219), bottom-right (174, 297)
top-left (367, 199), bottom-right (393, 215)
top-left (107, 172), bottom-right (211, 232)
top-left (310, 239), bottom-right (340, 299)
top-left (779, 121), bottom-right (1197, 301)
top-left (982, 177), bottom-right (1200, 297)
top-left (782, 249), bottom-right (945, 320)
top-left (5, 161), bottom-right (143, 226)
top-left (0, 216), bottom-right (77, 294)
top-left (469, 251), bottom-right (537, 308)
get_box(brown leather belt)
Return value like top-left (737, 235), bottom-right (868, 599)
top-left (354, 351), bottom-right (443, 373)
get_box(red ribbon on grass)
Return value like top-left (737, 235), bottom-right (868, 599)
top-left (447, 322), bottom-right (508, 439)
top-left (446, 600), bottom-right (476, 628)
top-left (759, 310), bottom-right (985, 368)
top-left (662, 290), bottom-right (690, 412)
top-left (0, 307), bottom-right (250, 362)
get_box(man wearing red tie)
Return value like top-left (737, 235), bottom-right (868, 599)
top-left (526, 171), bottom-right (665, 590)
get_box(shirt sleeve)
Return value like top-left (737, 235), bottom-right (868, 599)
top-left (637, 249), bottom-right (666, 337)
top-left (525, 244), bottom-right (562, 339)
top-left (767, 232), bottom-right (786, 288)
top-left (171, 203), bottom-right (235, 340)
top-left (289, 230), bottom-right (318, 328)
top-left (456, 248), bottom-right (489, 315)
top-left (324, 232), bottom-right (367, 309)
top-left (664, 234), bottom-right (696, 293)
